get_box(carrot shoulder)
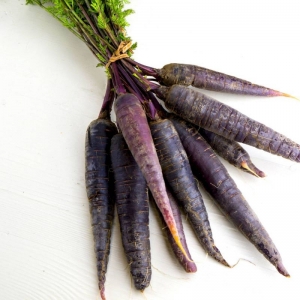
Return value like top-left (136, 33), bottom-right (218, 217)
top-left (171, 117), bottom-right (289, 277)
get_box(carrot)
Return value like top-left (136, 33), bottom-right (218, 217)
top-left (171, 116), bottom-right (290, 277)
top-left (111, 133), bottom-right (151, 291)
top-left (156, 85), bottom-right (300, 162)
top-left (151, 190), bottom-right (197, 273)
top-left (199, 128), bottom-right (265, 178)
top-left (150, 118), bottom-right (229, 267)
top-left (85, 117), bottom-right (118, 300)
top-left (157, 63), bottom-right (293, 97)
top-left (114, 93), bottom-right (191, 261)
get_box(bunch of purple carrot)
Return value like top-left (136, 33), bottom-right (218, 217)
top-left (27, 1), bottom-right (299, 299)
top-left (87, 65), bottom-right (299, 299)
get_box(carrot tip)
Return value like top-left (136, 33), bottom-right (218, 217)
top-left (276, 262), bottom-right (290, 277)
top-left (211, 246), bottom-right (230, 267)
top-left (282, 93), bottom-right (299, 100)
top-left (100, 288), bottom-right (106, 300)
top-left (241, 161), bottom-right (266, 178)
top-left (257, 170), bottom-right (266, 178)
top-left (241, 162), bottom-right (259, 177)
top-left (187, 264), bottom-right (198, 273)
top-left (221, 260), bottom-right (231, 268)
top-left (171, 231), bottom-right (194, 263)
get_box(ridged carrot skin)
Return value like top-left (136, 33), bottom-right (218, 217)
top-left (150, 118), bottom-right (229, 267)
top-left (111, 133), bottom-right (151, 291)
top-left (199, 128), bottom-right (265, 178)
top-left (152, 190), bottom-right (197, 273)
top-left (85, 118), bottom-right (118, 300)
top-left (114, 93), bottom-right (190, 261)
top-left (157, 85), bottom-right (300, 162)
top-left (171, 116), bottom-right (289, 277)
top-left (158, 63), bottom-right (289, 97)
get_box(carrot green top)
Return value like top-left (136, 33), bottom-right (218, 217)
top-left (26, 0), bottom-right (137, 68)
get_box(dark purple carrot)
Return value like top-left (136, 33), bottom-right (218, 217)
top-left (111, 133), bottom-right (151, 291)
top-left (151, 190), bottom-right (197, 273)
top-left (85, 117), bottom-right (118, 300)
top-left (199, 128), bottom-right (265, 177)
top-left (171, 116), bottom-right (289, 277)
top-left (150, 118), bottom-right (229, 267)
top-left (157, 63), bottom-right (293, 98)
top-left (114, 93), bottom-right (191, 261)
top-left (155, 85), bottom-right (300, 163)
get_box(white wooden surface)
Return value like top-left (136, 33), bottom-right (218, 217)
top-left (1, 1), bottom-right (300, 299)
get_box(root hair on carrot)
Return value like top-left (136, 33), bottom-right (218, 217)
top-left (151, 264), bottom-right (190, 280)
top-left (230, 258), bottom-right (256, 269)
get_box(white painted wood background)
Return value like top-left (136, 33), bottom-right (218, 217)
top-left (1, 1), bottom-right (300, 299)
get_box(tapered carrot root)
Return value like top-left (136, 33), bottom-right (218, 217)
top-left (199, 128), bottom-right (266, 177)
top-left (152, 191), bottom-right (197, 273)
top-left (114, 93), bottom-right (191, 261)
top-left (150, 118), bottom-right (229, 267)
top-left (156, 85), bottom-right (300, 163)
top-left (85, 118), bottom-right (118, 299)
top-left (157, 63), bottom-right (292, 97)
top-left (111, 133), bottom-right (151, 291)
top-left (171, 116), bottom-right (289, 277)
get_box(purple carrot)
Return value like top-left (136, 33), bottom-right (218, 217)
top-left (150, 118), bottom-right (229, 267)
top-left (171, 116), bottom-right (289, 277)
top-left (85, 117), bottom-right (118, 300)
top-left (155, 85), bottom-right (300, 163)
top-left (151, 190), bottom-right (197, 273)
top-left (111, 133), bottom-right (151, 291)
top-left (199, 128), bottom-right (266, 177)
top-left (157, 63), bottom-right (294, 98)
top-left (114, 93), bottom-right (191, 261)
